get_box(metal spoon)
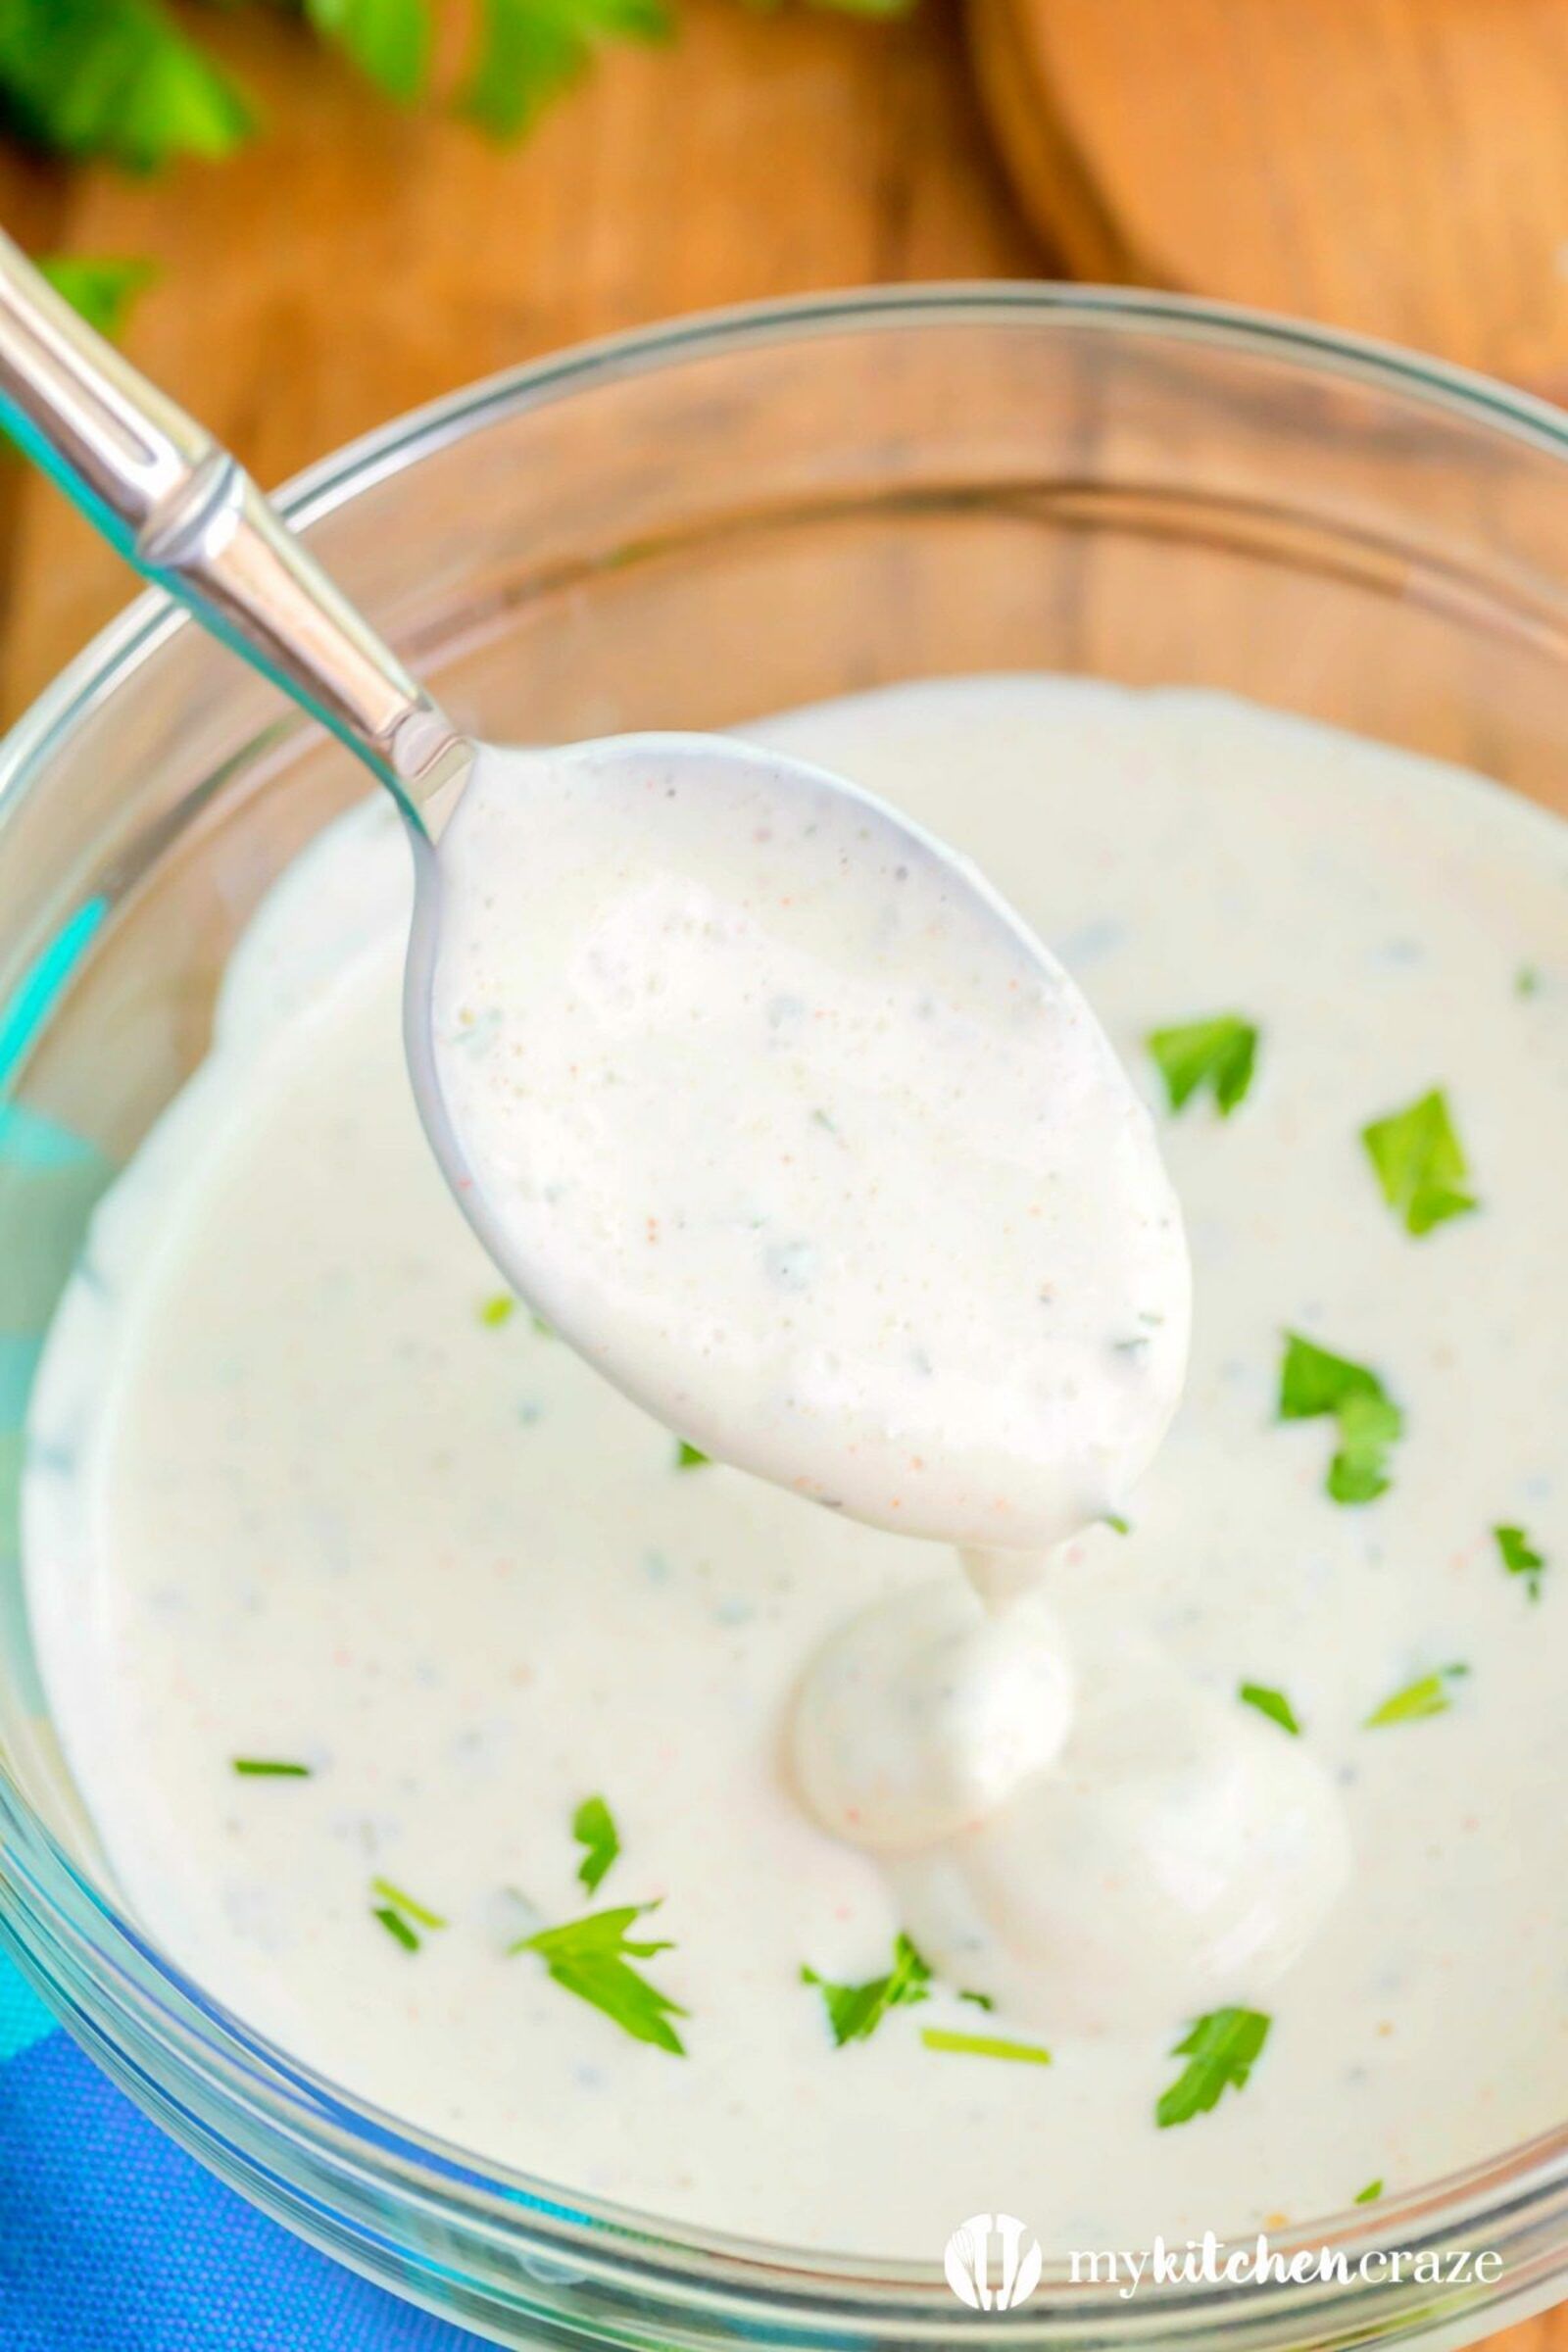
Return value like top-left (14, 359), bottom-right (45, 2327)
top-left (0, 235), bottom-right (1190, 1544)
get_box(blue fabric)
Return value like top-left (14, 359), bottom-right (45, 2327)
top-left (0, 1954), bottom-right (487, 2349)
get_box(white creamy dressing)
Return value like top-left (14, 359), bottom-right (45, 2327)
top-left (24, 679), bottom-right (1568, 2257)
top-left (420, 733), bottom-right (1189, 1547)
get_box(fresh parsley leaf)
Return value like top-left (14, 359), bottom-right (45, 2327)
top-left (458, 0), bottom-right (671, 142)
top-left (372, 1903), bottom-right (420, 1951)
top-left (674, 1440), bottom-right (710, 1471)
top-left (1364, 1662), bottom-right (1469, 1728)
top-left (801, 1931), bottom-right (931, 2046)
top-left (1278, 1332), bottom-right (1403, 1504)
top-left (478, 1292), bottom-right (515, 1327)
top-left (1238, 1682), bottom-right (1300, 1736)
top-left (1147, 1014), bottom-right (1259, 1117)
top-left (0, 0), bottom-right (255, 171)
top-left (1155, 2006), bottom-right (1271, 2129)
top-left (1353, 2179), bottom-right (1384, 2205)
top-left (305, 0), bottom-right (432, 102)
top-left (920, 2026), bottom-right (1052, 2066)
top-left (1494, 1523), bottom-right (1546, 1601)
top-left (38, 254), bottom-right (156, 338)
top-left (231, 1757), bottom-right (312, 1777)
top-left (513, 1901), bottom-right (687, 2054)
top-left (1361, 1089), bottom-right (1477, 1237)
top-left (369, 1876), bottom-right (447, 1930)
top-left (571, 1794), bottom-right (620, 1894)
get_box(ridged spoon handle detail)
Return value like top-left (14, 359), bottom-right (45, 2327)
top-left (0, 229), bottom-right (465, 819)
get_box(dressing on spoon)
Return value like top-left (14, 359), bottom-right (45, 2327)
top-left (0, 232), bottom-right (1188, 1552)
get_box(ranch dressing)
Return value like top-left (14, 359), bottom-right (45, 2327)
top-left (422, 735), bottom-right (1189, 1547)
top-left (24, 679), bottom-right (1568, 2257)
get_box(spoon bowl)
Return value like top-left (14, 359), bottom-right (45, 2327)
top-left (0, 236), bottom-right (1189, 1545)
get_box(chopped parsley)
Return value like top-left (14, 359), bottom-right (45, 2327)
top-left (571, 1794), bottom-right (620, 1894)
top-left (1155, 2006), bottom-right (1271, 2129)
top-left (958, 1988), bottom-right (996, 2011)
top-left (801, 1932), bottom-right (931, 2047)
top-left (458, 0), bottom-right (672, 141)
top-left (372, 1905), bottom-right (420, 1952)
top-left (1278, 1333), bottom-right (1403, 1504)
top-left (1238, 1683), bottom-right (1300, 1736)
top-left (1516, 965), bottom-right (1542, 999)
top-left (673, 1440), bottom-right (710, 1471)
top-left (230, 1757), bottom-right (312, 1777)
top-left (1494, 1523), bottom-right (1546, 1602)
top-left (38, 255), bottom-right (156, 338)
top-left (478, 1293), bottom-right (515, 1327)
top-left (1360, 1089), bottom-right (1477, 1237)
top-left (921, 2026), bottom-right (1052, 2067)
top-left (368, 1877), bottom-right (447, 1952)
top-left (305, 0), bottom-right (432, 103)
top-left (1102, 1512), bottom-right (1132, 1536)
top-left (1364, 1662), bottom-right (1469, 1728)
top-left (512, 1901), bottom-right (687, 2054)
top-left (1147, 1014), bottom-right (1259, 1117)
top-left (0, 0), bottom-right (255, 172)
top-left (369, 1877), bottom-right (447, 1931)
top-left (1353, 2179), bottom-right (1384, 2205)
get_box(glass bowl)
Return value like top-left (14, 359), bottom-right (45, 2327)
top-left (0, 287), bottom-right (1565, 2350)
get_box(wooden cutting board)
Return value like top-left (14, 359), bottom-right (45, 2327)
top-left (969, 0), bottom-right (1568, 399)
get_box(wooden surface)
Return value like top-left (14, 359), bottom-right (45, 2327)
top-left (971, 0), bottom-right (1568, 399)
top-left (0, 11), bottom-right (1563, 2347)
top-left (0, 0), bottom-right (1038, 714)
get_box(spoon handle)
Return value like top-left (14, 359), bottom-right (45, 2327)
top-left (0, 231), bottom-right (464, 817)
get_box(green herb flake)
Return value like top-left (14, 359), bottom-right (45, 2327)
top-left (1494, 1523), bottom-right (1546, 1602)
top-left (305, 0), bottom-right (432, 103)
top-left (921, 2026), bottom-right (1052, 2067)
top-left (1155, 2006), bottom-right (1271, 2129)
top-left (958, 1988), bottom-right (996, 2011)
top-left (1364, 1662), bottom-right (1469, 1728)
top-left (1516, 965), bottom-right (1542, 999)
top-left (38, 255), bottom-right (156, 338)
top-left (571, 1794), bottom-right (620, 1895)
top-left (478, 1293), bottom-right (515, 1328)
top-left (1239, 1683), bottom-right (1301, 1736)
top-left (1360, 1089), bottom-right (1478, 1237)
top-left (372, 1904), bottom-right (420, 1952)
top-left (801, 1932), bottom-right (931, 2047)
top-left (513, 1901), bottom-right (687, 2054)
top-left (1102, 1512), bottom-right (1132, 1536)
top-left (369, 1876), bottom-right (447, 1931)
top-left (1278, 1332), bottom-right (1403, 1504)
top-left (1147, 1014), bottom-right (1259, 1118)
top-left (457, 0), bottom-right (672, 142)
top-left (1353, 2179), bottom-right (1384, 2205)
top-left (231, 1757), bottom-right (312, 1778)
top-left (674, 1440), bottom-right (710, 1471)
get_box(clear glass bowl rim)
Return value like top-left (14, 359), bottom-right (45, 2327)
top-left (1, 281), bottom-right (1565, 2343)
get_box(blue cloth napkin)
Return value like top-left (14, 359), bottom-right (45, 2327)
top-left (0, 1950), bottom-right (485, 2350)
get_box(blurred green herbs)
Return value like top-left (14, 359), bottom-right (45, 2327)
top-left (0, 0), bottom-right (896, 174)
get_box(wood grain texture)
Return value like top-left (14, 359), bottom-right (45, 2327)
top-left (0, 14), bottom-right (1562, 2348)
top-left (0, 0), bottom-right (1037, 710)
top-left (971, 0), bottom-right (1568, 397)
